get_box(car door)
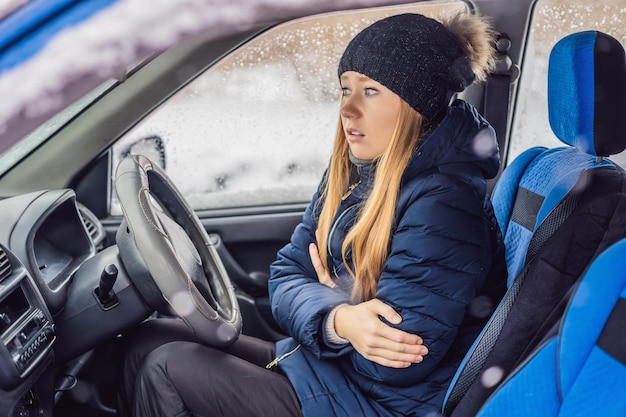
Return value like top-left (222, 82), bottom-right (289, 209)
top-left (66, 1), bottom-right (471, 342)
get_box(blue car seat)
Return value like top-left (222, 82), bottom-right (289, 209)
top-left (475, 237), bottom-right (626, 416)
top-left (443, 30), bottom-right (626, 417)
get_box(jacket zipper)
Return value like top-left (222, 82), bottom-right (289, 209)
top-left (327, 203), bottom-right (359, 280)
top-left (342, 163), bottom-right (366, 200)
top-left (266, 344), bottom-right (302, 369)
top-left (327, 204), bottom-right (357, 258)
top-left (341, 180), bottom-right (361, 200)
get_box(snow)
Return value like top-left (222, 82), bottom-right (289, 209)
top-left (0, 0), bottom-right (422, 151)
top-left (0, 0), bottom-right (29, 19)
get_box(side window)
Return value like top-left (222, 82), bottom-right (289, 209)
top-left (510, 0), bottom-right (626, 165)
top-left (110, 1), bottom-right (467, 214)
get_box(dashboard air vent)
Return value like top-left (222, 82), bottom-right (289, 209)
top-left (0, 247), bottom-right (11, 283)
top-left (82, 217), bottom-right (98, 241)
top-left (77, 203), bottom-right (106, 250)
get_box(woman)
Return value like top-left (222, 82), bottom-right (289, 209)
top-left (119, 11), bottom-right (506, 417)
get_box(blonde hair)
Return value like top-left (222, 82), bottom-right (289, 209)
top-left (316, 100), bottom-right (424, 302)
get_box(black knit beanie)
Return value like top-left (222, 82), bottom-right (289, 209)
top-left (338, 13), bottom-right (476, 121)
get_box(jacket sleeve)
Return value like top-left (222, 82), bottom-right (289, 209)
top-left (348, 173), bottom-right (497, 387)
top-left (268, 187), bottom-right (351, 357)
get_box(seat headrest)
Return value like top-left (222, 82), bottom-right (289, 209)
top-left (548, 31), bottom-right (626, 157)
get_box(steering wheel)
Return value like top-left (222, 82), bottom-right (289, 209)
top-left (114, 154), bottom-right (241, 347)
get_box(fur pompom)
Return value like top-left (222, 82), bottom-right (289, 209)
top-left (441, 12), bottom-right (496, 82)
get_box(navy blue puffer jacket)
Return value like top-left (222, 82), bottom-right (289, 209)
top-left (268, 100), bottom-right (507, 417)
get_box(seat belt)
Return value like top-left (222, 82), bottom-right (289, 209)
top-left (483, 34), bottom-right (518, 190)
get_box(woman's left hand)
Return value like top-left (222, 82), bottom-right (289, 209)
top-left (309, 242), bottom-right (336, 288)
top-left (334, 300), bottom-right (428, 368)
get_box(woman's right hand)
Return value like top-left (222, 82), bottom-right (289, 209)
top-left (334, 299), bottom-right (428, 368)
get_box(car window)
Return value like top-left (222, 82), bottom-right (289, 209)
top-left (510, 0), bottom-right (626, 166)
top-left (0, 79), bottom-right (116, 176)
top-left (110, 1), bottom-right (467, 215)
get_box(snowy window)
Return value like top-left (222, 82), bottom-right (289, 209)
top-left (110, 1), bottom-right (467, 213)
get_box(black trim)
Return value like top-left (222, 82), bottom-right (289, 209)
top-left (597, 297), bottom-right (626, 365)
top-left (510, 187), bottom-right (544, 231)
top-left (593, 32), bottom-right (626, 156)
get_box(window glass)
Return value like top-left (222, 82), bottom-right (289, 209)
top-left (0, 79), bottom-right (115, 176)
top-left (510, 0), bottom-right (626, 165)
top-left (110, 1), bottom-right (467, 214)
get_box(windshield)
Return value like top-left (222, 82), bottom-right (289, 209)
top-left (0, 79), bottom-right (116, 176)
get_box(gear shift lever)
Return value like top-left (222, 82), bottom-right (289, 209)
top-left (95, 264), bottom-right (119, 309)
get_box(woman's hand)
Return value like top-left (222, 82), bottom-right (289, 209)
top-left (309, 234), bottom-right (427, 368)
top-left (309, 242), bottom-right (336, 288)
top-left (334, 300), bottom-right (429, 368)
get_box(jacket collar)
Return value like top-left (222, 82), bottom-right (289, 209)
top-left (348, 161), bottom-right (376, 201)
top-left (345, 100), bottom-right (500, 201)
top-left (403, 99), bottom-right (501, 182)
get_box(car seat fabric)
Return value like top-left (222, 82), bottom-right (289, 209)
top-left (444, 167), bottom-right (626, 417)
top-left (558, 245), bottom-right (626, 407)
top-left (495, 29), bottom-right (626, 285)
top-left (548, 32), bottom-right (626, 156)
top-left (442, 30), bottom-right (626, 417)
top-left (475, 238), bottom-right (626, 417)
top-left (473, 338), bottom-right (561, 417)
top-left (495, 146), bottom-right (612, 286)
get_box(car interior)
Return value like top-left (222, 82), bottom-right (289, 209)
top-left (0, 0), bottom-right (625, 416)
top-left (443, 28), bottom-right (626, 417)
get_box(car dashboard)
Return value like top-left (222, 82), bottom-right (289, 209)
top-left (0, 189), bottom-right (147, 416)
top-left (0, 248), bottom-right (54, 392)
